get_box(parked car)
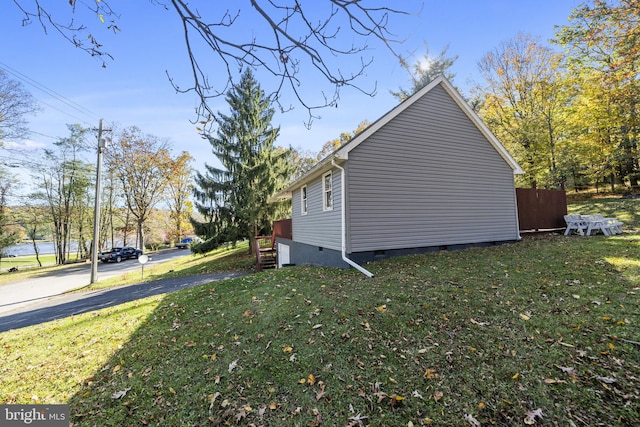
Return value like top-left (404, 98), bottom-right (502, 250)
top-left (176, 236), bottom-right (201, 249)
top-left (176, 237), bottom-right (193, 249)
top-left (99, 246), bottom-right (143, 263)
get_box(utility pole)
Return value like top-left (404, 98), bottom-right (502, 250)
top-left (90, 119), bottom-right (107, 284)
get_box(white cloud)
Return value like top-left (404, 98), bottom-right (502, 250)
top-left (3, 139), bottom-right (46, 150)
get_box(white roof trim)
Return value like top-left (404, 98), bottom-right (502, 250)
top-left (334, 76), bottom-right (446, 160)
top-left (437, 77), bottom-right (523, 174)
top-left (269, 75), bottom-right (522, 202)
top-left (335, 75), bottom-right (523, 173)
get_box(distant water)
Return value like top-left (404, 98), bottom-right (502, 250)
top-left (3, 241), bottom-right (81, 256)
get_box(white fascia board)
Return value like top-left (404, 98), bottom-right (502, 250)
top-left (337, 75), bottom-right (523, 174)
top-left (268, 156), bottom-right (344, 202)
top-left (335, 76), bottom-right (448, 160)
top-left (438, 78), bottom-right (524, 174)
top-left (269, 75), bottom-right (523, 204)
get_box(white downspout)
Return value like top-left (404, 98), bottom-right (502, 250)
top-left (332, 160), bottom-right (374, 278)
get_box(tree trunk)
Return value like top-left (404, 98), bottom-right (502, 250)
top-left (610, 174), bottom-right (615, 193)
top-left (53, 219), bottom-right (66, 265)
top-left (547, 118), bottom-right (558, 187)
top-left (32, 238), bottom-right (42, 267)
top-left (137, 219), bottom-right (145, 251)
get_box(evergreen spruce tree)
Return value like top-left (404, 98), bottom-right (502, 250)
top-left (192, 69), bottom-right (291, 253)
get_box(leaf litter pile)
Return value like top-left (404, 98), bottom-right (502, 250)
top-left (1, 234), bottom-right (639, 426)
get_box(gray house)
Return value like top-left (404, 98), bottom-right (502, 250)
top-left (271, 76), bottom-right (523, 276)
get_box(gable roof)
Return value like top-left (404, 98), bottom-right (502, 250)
top-left (270, 75), bottom-right (522, 202)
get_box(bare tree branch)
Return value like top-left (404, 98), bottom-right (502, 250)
top-left (0, 68), bottom-right (40, 142)
top-left (11, 1), bottom-right (420, 127)
top-left (12, 0), bottom-right (120, 67)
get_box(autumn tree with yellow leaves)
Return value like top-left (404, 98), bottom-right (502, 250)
top-left (105, 126), bottom-right (174, 250)
top-left (475, 33), bottom-right (571, 188)
top-left (555, 0), bottom-right (640, 190)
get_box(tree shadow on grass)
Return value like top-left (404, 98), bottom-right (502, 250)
top-left (65, 236), bottom-right (640, 426)
top-left (0, 272), bottom-right (246, 332)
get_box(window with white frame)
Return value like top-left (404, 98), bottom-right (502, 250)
top-left (323, 172), bottom-right (333, 211)
top-left (301, 185), bottom-right (308, 215)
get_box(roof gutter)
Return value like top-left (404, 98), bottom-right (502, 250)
top-left (331, 160), bottom-right (374, 278)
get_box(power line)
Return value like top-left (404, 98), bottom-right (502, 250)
top-left (33, 96), bottom-right (95, 128)
top-left (0, 60), bottom-right (99, 120)
top-left (0, 154), bottom-right (47, 169)
top-left (29, 131), bottom-right (58, 140)
top-left (0, 60), bottom-right (101, 125)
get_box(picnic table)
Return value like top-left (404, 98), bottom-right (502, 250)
top-left (564, 214), bottom-right (624, 236)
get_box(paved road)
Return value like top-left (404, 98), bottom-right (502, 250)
top-left (0, 271), bottom-right (247, 333)
top-left (0, 249), bottom-right (189, 315)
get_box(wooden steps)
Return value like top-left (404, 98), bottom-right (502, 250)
top-left (255, 234), bottom-right (277, 271)
top-left (254, 219), bottom-right (292, 272)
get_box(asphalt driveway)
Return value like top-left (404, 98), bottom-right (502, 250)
top-left (0, 249), bottom-right (192, 315)
top-left (0, 271), bottom-right (247, 333)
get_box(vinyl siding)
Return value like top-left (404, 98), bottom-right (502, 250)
top-left (292, 167), bottom-right (342, 250)
top-left (346, 84), bottom-right (519, 252)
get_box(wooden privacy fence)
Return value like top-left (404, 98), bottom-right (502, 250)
top-left (516, 188), bottom-right (567, 231)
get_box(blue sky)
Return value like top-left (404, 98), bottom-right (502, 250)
top-left (1, 1), bottom-right (581, 174)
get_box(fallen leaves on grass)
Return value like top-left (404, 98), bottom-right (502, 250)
top-left (424, 368), bottom-right (437, 379)
top-left (469, 318), bottom-right (489, 326)
top-left (389, 394), bottom-right (405, 408)
top-left (556, 365), bottom-right (576, 376)
top-left (464, 413), bottom-right (481, 426)
top-left (346, 413), bottom-right (368, 427)
top-left (208, 392), bottom-right (259, 425)
top-left (10, 231), bottom-right (639, 426)
top-left (524, 408), bottom-right (544, 424)
top-left (595, 375), bottom-right (616, 384)
top-left (315, 382), bottom-right (326, 401)
top-left (299, 373), bottom-right (317, 385)
top-left (309, 407), bottom-right (322, 426)
top-left (111, 387), bottom-right (131, 399)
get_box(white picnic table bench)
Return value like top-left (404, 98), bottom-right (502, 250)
top-left (564, 213), bottom-right (624, 236)
top-left (564, 214), bottom-right (587, 235)
top-left (595, 214), bottom-right (624, 234)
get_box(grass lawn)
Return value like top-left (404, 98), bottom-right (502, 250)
top-left (76, 243), bottom-right (256, 292)
top-left (0, 244), bottom-right (255, 290)
top-left (0, 253), bottom-right (57, 269)
top-left (568, 196), bottom-right (640, 233)
top-left (0, 254), bottom-right (62, 285)
top-left (0, 198), bottom-right (638, 426)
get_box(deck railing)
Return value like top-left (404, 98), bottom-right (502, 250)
top-left (255, 218), bottom-right (292, 271)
